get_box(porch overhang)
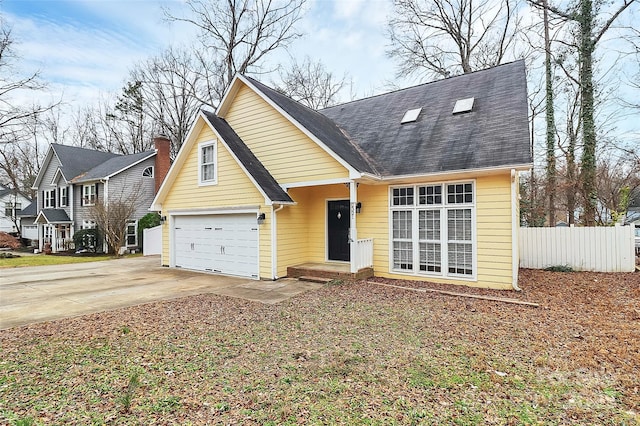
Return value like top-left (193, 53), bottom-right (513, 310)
top-left (35, 209), bottom-right (72, 225)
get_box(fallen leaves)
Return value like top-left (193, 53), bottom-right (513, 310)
top-left (0, 269), bottom-right (638, 424)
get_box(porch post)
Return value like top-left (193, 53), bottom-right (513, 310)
top-left (349, 181), bottom-right (358, 273)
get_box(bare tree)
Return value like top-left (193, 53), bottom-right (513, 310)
top-left (594, 156), bottom-right (640, 224)
top-left (165, 0), bottom-right (306, 106)
top-left (129, 47), bottom-right (204, 154)
top-left (529, 0), bottom-right (637, 225)
top-left (0, 15), bottom-right (58, 194)
top-left (387, 0), bottom-right (524, 80)
top-left (0, 21), bottom-right (55, 140)
top-left (90, 189), bottom-right (142, 255)
top-left (275, 56), bottom-right (352, 109)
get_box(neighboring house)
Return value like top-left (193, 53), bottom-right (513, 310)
top-left (151, 61), bottom-right (532, 290)
top-left (30, 137), bottom-right (170, 253)
top-left (0, 184), bottom-right (32, 235)
top-left (625, 186), bottom-right (640, 253)
top-left (18, 199), bottom-right (38, 242)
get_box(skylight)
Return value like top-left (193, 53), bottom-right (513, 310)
top-left (452, 97), bottom-right (475, 114)
top-left (401, 108), bottom-right (422, 124)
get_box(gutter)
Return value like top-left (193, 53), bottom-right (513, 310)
top-left (511, 169), bottom-right (521, 291)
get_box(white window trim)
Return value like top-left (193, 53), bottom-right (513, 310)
top-left (142, 166), bottom-right (154, 178)
top-left (126, 220), bottom-right (138, 247)
top-left (388, 180), bottom-right (477, 281)
top-left (82, 184), bottom-right (96, 206)
top-left (59, 186), bottom-right (68, 207)
top-left (44, 189), bottom-right (55, 208)
top-left (198, 140), bottom-right (218, 186)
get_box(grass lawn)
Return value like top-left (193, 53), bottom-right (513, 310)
top-left (0, 254), bottom-right (122, 268)
top-left (0, 270), bottom-right (638, 425)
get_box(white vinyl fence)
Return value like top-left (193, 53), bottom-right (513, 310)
top-left (519, 225), bottom-right (635, 272)
top-left (143, 225), bottom-right (162, 256)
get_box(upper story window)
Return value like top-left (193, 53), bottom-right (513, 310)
top-left (198, 141), bottom-right (217, 185)
top-left (142, 166), bottom-right (154, 178)
top-left (82, 184), bottom-right (97, 206)
top-left (59, 186), bottom-right (68, 207)
top-left (4, 202), bottom-right (21, 217)
top-left (44, 189), bottom-right (56, 208)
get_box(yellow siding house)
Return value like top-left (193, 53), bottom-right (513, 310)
top-left (151, 61), bottom-right (532, 290)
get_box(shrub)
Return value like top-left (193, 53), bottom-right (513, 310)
top-left (73, 229), bottom-right (102, 252)
top-left (544, 265), bottom-right (574, 272)
top-left (0, 232), bottom-right (20, 249)
top-left (137, 212), bottom-right (161, 246)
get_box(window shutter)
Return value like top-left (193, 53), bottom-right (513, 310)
top-left (42, 191), bottom-right (45, 208)
top-left (95, 184), bottom-right (98, 201)
top-left (52, 189), bottom-right (56, 208)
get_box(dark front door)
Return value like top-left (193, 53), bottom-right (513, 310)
top-left (328, 200), bottom-right (350, 261)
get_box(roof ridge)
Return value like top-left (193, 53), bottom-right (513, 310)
top-left (241, 75), bottom-right (379, 174)
top-left (320, 59), bottom-right (526, 112)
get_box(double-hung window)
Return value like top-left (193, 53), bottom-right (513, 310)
top-left (44, 189), bottom-right (55, 208)
top-left (59, 187), bottom-right (68, 207)
top-left (390, 182), bottom-right (475, 279)
top-left (82, 184), bottom-right (96, 206)
top-left (198, 141), bottom-right (217, 185)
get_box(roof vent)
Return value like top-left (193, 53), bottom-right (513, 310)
top-left (401, 107), bottom-right (422, 124)
top-left (452, 97), bottom-right (474, 114)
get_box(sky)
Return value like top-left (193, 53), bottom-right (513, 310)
top-left (1, 0), bottom-right (638, 152)
top-left (1, 0), bottom-right (400, 110)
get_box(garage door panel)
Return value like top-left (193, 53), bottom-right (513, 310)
top-left (173, 214), bottom-right (259, 278)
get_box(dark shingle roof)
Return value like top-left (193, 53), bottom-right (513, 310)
top-left (73, 150), bottom-right (155, 183)
top-left (51, 144), bottom-right (120, 182)
top-left (319, 60), bottom-right (532, 176)
top-left (202, 111), bottom-right (294, 204)
top-left (243, 76), bottom-right (379, 175)
top-left (18, 199), bottom-right (37, 217)
top-left (36, 208), bottom-right (72, 223)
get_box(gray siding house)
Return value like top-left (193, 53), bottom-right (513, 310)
top-left (31, 137), bottom-right (170, 253)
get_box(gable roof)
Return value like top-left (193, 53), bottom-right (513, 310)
top-left (241, 76), bottom-right (379, 176)
top-left (35, 208), bottom-right (72, 224)
top-left (0, 187), bottom-right (31, 202)
top-left (33, 144), bottom-right (157, 189)
top-left (72, 150), bottom-right (155, 183)
top-left (18, 199), bottom-right (37, 217)
top-left (51, 144), bottom-right (120, 183)
top-left (320, 60), bottom-right (531, 177)
top-left (202, 111), bottom-right (293, 204)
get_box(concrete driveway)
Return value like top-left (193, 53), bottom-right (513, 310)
top-left (0, 256), bottom-right (322, 330)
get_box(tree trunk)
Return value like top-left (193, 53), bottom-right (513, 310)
top-left (543, 0), bottom-right (557, 226)
top-left (579, 0), bottom-right (597, 225)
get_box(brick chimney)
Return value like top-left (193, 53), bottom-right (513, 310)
top-left (154, 135), bottom-right (171, 194)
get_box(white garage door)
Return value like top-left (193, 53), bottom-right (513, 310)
top-left (173, 214), bottom-right (259, 278)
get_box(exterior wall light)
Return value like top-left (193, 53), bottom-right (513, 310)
top-left (257, 212), bottom-right (266, 224)
top-left (356, 202), bottom-right (362, 214)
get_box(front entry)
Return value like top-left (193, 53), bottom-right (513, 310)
top-left (327, 200), bottom-right (350, 261)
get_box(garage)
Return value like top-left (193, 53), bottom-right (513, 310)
top-left (173, 214), bottom-right (259, 278)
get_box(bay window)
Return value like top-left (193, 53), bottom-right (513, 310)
top-left (390, 182), bottom-right (475, 278)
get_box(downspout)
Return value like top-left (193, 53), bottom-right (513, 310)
top-left (102, 178), bottom-right (109, 254)
top-left (69, 181), bottom-right (74, 241)
top-left (511, 169), bottom-right (521, 291)
top-left (271, 204), bottom-right (285, 280)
